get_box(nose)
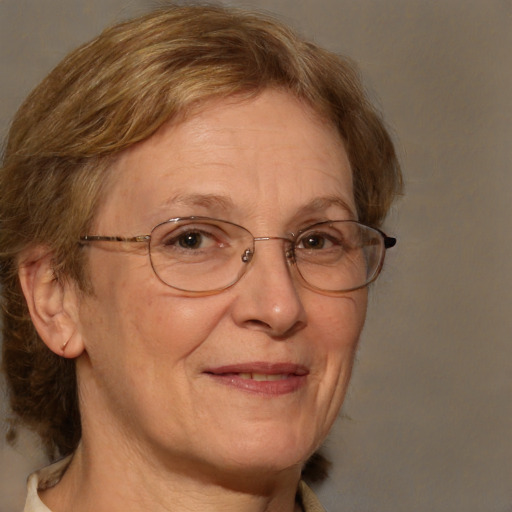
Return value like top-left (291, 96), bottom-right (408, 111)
top-left (230, 238), bottom-right (307, 338)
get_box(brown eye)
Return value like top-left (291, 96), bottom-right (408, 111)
top-left (300, 234), bottom-right (326, 249)
top-left (297, 231), bottom-right (339, 251)
top-left (178, 231), bottom-right (204, 249)
top-left (158, 223), bottom-right (229, 253)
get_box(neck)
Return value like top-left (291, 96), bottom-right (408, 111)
top-left (39, 441), bottom-right (304, 512)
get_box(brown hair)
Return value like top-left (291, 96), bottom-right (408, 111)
top-left (0, 3), bottom-right (402, 477)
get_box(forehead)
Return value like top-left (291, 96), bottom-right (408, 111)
top-left (98, 90), bottom-right (355, 232)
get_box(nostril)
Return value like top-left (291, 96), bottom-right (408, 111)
top-left (243, 317), bottom-right (305, 339)
top-left (245, 319), bottom-right (271, 330)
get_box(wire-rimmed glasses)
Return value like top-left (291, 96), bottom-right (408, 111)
top-left (80, 216), bottom-right (396, 295)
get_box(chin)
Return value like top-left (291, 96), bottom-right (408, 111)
top-left (212, 430), bottom-right (319, 477)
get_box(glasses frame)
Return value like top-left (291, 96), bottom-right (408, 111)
top-left (80, 216), bottom-right (396, 296)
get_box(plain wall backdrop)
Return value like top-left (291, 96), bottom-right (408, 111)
top-left (1, 1), bottom-right (511, 511)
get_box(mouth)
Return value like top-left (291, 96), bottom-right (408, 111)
top-left (204, 363), bottom-right (309, 395)
top-left (236, 372), bottom-right (292, 381)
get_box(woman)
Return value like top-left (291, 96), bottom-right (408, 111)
top-left (0, 4), bottom-right (402, 511)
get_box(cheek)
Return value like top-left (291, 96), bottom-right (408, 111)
top-left (311, 289), bottom-right (367, 350)
top-left (100, 287), bottom-right (235, 380)
top-left (130, 291), bottom-right (232, 347)
top-left (82, 246), bottom-right (235, 366)
top-left (310, 291), bottom-right (367, 409)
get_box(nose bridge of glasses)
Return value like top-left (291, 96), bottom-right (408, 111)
top-left (253, 235), bottom-right (293, 243)
top-left (241, 236), bottom-right (295, 264)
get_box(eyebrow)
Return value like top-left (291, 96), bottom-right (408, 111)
top-left (294, 196), bottom-right (357, 220)
top-left (159, 193), bottom-right (236, 216)
top-left (158, 193), bottom-right (355, 220)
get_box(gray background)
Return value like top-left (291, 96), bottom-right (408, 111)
top-left (1, 1), bottom-right (511, 511)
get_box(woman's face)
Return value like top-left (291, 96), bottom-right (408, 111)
top-left (76, 89), bottom-right (367, 479)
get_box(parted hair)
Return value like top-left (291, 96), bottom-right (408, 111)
top-left (0, 3), bottom-right (402, 481)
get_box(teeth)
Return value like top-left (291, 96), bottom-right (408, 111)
top-left (253, 373), bottom-right (286, 381)
top-left (238, 373), bottom-right (287, 381)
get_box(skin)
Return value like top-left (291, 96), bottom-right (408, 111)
top-left (21, 89), bottom-right (367, 512)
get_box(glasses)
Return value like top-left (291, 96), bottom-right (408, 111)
top-left (80, 216), bottom-right (396, 295)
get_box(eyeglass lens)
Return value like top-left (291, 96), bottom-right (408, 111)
top-left (148, 218), bottom-right (386, 293)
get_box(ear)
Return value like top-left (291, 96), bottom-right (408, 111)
top-left (18, 247), bottom-right (85, 358)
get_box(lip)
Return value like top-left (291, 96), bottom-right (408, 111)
top-left (203, 362), bottom-right (309, 396)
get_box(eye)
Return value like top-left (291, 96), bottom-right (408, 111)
top-left (177, 231), bottom-right (207, 249)
top-left (298, 233), bottom-right (329, 250)
top-left (163, 227), bottom-right (221, 251)
top-left (297, 232), bottom-right (337, 250)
